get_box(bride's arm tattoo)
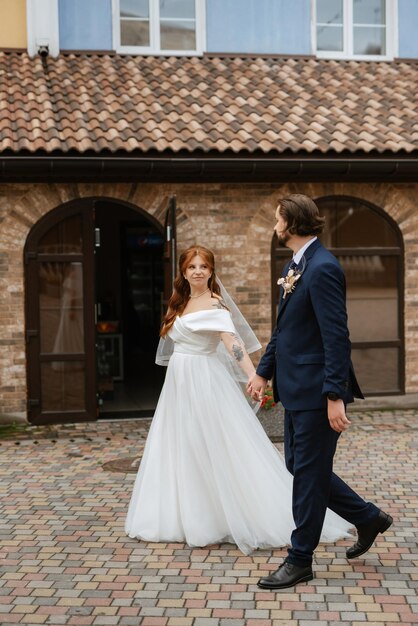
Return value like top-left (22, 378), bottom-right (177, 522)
top-left (220, 330), bottom-right (255, 378)
top-left (230, 333), bottom-right (244, 362)
top-left (212, 298), bottom-right (228, 310)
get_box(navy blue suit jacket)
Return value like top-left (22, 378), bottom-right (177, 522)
top-left (256, 239), bottom-right (363, 411)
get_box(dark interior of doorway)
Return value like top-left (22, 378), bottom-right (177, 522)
top-left (95, 201), bottom-right (166, 417)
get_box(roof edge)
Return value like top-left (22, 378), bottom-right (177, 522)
top-left (1, 156), bottom-right (417, 183)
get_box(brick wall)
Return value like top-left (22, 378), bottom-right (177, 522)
top-left (0, 181), bottom-right (417, 420)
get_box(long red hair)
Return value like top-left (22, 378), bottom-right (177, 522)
top-left (160, 246), bottom-right (222, 337)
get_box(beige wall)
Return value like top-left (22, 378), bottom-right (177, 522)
top-left (0, 0), bottom-right (27, 48)
top-left (0, 181), bottom-right (417, 420)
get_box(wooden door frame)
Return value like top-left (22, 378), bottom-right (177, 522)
top-left (163, 195), bottom-right (177, 312)
top-left (25, 199), bottom-right (96, 424)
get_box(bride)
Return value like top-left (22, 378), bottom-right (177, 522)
top-left (125, 245), bottom-right (352, 554)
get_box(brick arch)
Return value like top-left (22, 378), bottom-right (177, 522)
top-left (0, 182), bottom-right (195, 250)
top-left (295, 182), bottom-right (418, 234)
top-left (314, 192), bottom-right (404, 245)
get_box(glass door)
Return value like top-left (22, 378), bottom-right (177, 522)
top-left (93, 200), bottom-right (167, 416)
top-left (25, 203), bottom-right (96, 424)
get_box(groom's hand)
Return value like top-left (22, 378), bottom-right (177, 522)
top-left (247, 374), bottom-right (267, 401)
top-left (327, 399), bottom-right (351, 432)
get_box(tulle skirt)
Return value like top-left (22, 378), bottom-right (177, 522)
top-left (125, 352), bottom-right (352, 554)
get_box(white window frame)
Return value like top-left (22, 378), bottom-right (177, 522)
top-left (312, 0), bottom-right (398, 61)
top-left (113, 0), bottom-right (206, 56)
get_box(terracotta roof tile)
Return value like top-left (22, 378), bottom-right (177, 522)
top-left (1, 51), bottom-right (418, 154)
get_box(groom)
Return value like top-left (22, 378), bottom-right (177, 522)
top-left (248, 194), bottom-right (392, 590)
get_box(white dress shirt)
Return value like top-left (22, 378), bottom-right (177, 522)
top-left (293, 237), bottom-right (317, 265)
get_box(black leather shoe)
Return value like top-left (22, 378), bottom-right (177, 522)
top-left (346, 510), bottom-right (393, 559)
top-left (257, 561), bottom-right (313, 590)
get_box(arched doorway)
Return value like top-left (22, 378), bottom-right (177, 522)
top-left (271, 196), bottom-right (404, 396)
top-left (24, 197), bottom-right (172, 424)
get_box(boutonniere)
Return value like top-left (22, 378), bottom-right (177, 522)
top-left (277, 257), bottom-right (306, 300)
top-left (277, 269), bottom-right (301, 299)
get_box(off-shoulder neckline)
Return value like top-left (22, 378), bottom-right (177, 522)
top-left (178, 308), bottom-right (228, 319)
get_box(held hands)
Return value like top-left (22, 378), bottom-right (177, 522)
top-left (246, 374), bottom-right (268, 402)
top-left (327, 398), bottom-right (351, 432)
top-left (247, 377), bottom-right (351, 431)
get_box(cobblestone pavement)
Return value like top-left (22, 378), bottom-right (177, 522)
top-left (0, 410), bottom-right (417, 626)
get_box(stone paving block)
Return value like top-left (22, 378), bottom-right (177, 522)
top-left (186, 609), bottom-right (212, 617)
top-left (230, 600), bottom-right (255, 609)
top-left (364, 614), bottom-right (403, 622)
top-left (212, 608), bottom-right (244, 618)
top-left (164, 608), bottom-right (188, 617)
top-left (306, 601), bottom-right (327, 610)
top-left (293, 611), bottom-right (320, 620)
top-left (244, 609), bottom-right (270, 618)
top-left (156, 598), bottom-right (185, 607)
top-left (231, 592), bottom-right (254, 600)
top-left (207, 600), bottom-right (231, 608)
top-left (139, 608), bottom-right (165, 616)
top-left (270, 610), bottom-right (293, 620)
top-left (19, 616), bottom-right (49, 624)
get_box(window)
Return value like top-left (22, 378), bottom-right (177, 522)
top-left (114, 0), bottom-right (205, 55)
top-left (315, 0), bottom-right (397, 60)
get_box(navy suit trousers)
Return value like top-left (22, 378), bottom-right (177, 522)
top-left (284, 408), bottom-right (380, 567)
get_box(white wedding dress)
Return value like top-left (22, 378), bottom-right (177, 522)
top-left (125, 309), bottom-right (352, 554)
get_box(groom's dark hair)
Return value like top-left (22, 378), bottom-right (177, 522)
top-left (278, 194), bottom-right (325, 237)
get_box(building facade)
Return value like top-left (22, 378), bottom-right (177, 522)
top-left (1, 0), bottom-right (418, 423)
top-left (6, 0), bottom-right (418, 60)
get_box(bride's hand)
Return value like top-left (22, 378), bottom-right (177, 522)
top-left (247, 374), bottom-right (267, 401)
